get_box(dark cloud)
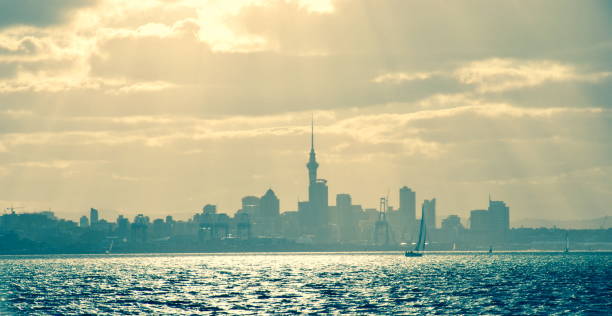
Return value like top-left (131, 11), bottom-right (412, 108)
top-left (0, 62), bottom-right (17, 78)
top-left (480, 78), bottom-right (612, 110)
top-left (0, 0), bottom-right (97, 29)
top-left (89, 33), bottom-right (466, 115)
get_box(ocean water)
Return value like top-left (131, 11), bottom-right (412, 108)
top-left (0, 252), bottom-right (610, 315)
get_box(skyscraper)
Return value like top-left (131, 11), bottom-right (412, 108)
top-left (399, 186), bottom-right (416, 241)
top-left (488, 199), bottom-right (510, 233)
top-left (203, 204), bottom-right (217, 215)
top-left (399, 186), bottom-right (416, 223)
top-left (79, 215), bottom-right (89, 228)
top-left (258, 189), bottom-right (281, 236)
top-left (90, 208), bottom-right (99, 226)
top-left (241, 196), bottom-right (260, 218)
top-left (469, 210), bottom-right (489, 232)
top-left (336, 193), bottom-right (357, 242)
top-left (260, 189), bottom-right (280, 218)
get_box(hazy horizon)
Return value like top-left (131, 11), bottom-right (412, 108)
top-left (1, 0), bottom-right (611, 223)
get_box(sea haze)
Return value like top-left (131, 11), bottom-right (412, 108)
top-left (1, 252), bottom-right (610, 314)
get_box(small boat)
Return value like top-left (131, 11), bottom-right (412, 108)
top-left (405, 205), bottom-right (426, 257)
top-left (488, 246), bottom-right (493, 254)
top-left (404, 250), bottom-right (422, 257)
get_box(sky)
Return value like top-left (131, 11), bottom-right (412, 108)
top-left (0, 0), bottom-right (610, 223)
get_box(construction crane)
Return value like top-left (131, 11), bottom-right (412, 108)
top-left (374, 196), bottom-right (391, 246)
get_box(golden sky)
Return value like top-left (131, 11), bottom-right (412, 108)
top-left (0, 0), bottom-right (611, 223)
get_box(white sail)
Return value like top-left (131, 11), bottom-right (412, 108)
top-left (415, 204), bottom-right (426, 252)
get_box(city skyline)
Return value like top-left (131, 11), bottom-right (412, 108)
top-left (2, 118), bottom-right (607, 227)
top-left (0, 0), bottom-right (611, 222)
top-left (1, 2), bottom-right (610, 315)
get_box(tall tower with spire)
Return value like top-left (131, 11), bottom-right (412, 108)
top-left (307, 118), bottom-right (319, 185)
top-left (299, 117), bottom-right (329, 241)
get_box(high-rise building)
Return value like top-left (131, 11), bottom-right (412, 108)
top-left (258, 188), bottom-right (281, 236)
top-left (336, 193), bottom-right (357, 242)
top-left (90, 208), bottom-right (99, 226)
top-left (79, 215), bottom-right (89, 228)
top-left (309, 180), bottom-right (328, 229)
top-left (241, 196), bottom-right (260, 218)
top-left (203, 204), bottom-right (217, 215)
top-left (399, 186), bottom-right (416, 241)
top-left (488, 199), bottom-right (510, 233)
top-left (131, 214), bottom-right (149, 242)
top-left (399, 187), bottom-right (416, 222)
top-left (242, 195), bottom-right (259, 217)
top-left (469, 210), bottom-right (489, 232)
top-left (441, 215), bottom-right (463, 231)
top-left (422, 198), bottom-right (436, 231)
top-left (260, 189), bottom-right (280, 218)
top-left (439, 214), bottom-right (464, 244)
top-left (116, 215), bottom-right (130, 237)
top-left (336, 194), bottom-right (351, 209)
top-left (152, 218), bottom-right (165, 238)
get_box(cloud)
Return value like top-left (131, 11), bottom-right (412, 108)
top-left (371, 72), bottom-right (439, 84)
top-left (9, 160), bottom-right (107, 169)
top-left (461, 165), bottom-right (612, 186)
top-left (0, 73), bottom-right (177, 94)
top-left (455, 58), bottom-right (612, 93)
top-left (111, 173), bottom-right (143, 182)
top-left (232, 0), bottom-right (612, 58)
top-left (0, 0), bottom-right (610, 220)
top-left (1, 103), bottom-right (605, 154)
top-left (0, 0), bottom-right (97, 29)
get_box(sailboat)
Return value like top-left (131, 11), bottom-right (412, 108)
top-left (564, 233), bottom-right (569, 253)
top-left (105, 239), bottom-right (114, 254)
top-left (405, 205), bottom-right (426, 257)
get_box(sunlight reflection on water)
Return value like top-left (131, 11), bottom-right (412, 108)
top-left (0, 252), bottom-right (610, 314)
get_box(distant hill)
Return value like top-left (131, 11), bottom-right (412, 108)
top-left (512, 216), bottom-right (611, 229)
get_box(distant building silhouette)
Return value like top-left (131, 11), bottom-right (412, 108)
top-left (234, 209), bottom-right (251, 239)
top-left (203, 204), bottom-right (217, 215)
top-left (79, 215), bottom-right (89, 228)
top-left (399, 186), bottom-right (416, 240)
top-left (257, 189), bottom-right (281, 236)
top-left (470, 209), bottom-right (489, 232)
top-left (196, 204), bottom-right (229, 240)
top-left (489, 199), bottom-right (510, 233)
top-left (90, 208), bottom-right (99, 226)
top-left (469, 199), bottom-right (510, 242)
top-left (441, 215), bottom-right (463, 232)
top-left (131, 214), bottom-right (149, 242)
top-left (336, 193), bottom-right (359, 242)
top-left (260, 189), bottom-right (280, 218)
top-left (116, 215), bottom-right (129, 237)
top-left (241, 196), bottom-right (260, 218)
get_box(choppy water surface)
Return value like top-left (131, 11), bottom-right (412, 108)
top-left (0, 252), bottom-right (610, 315)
